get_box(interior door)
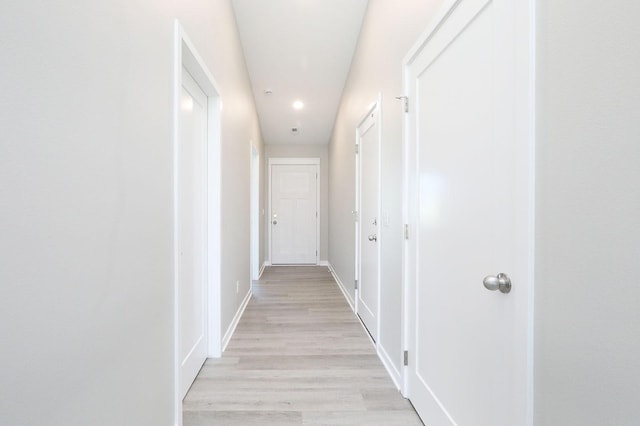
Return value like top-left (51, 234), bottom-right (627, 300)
top-left (270, 163), bottom-right (318, 264)
top-left (178, 67), bottom-right (208, 399)
top-left (404, 0), bottom-right (533, 424)
top-left (357, 106), bottom-right (380, 341)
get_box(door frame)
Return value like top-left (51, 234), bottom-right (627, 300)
top-left (268, 157), bottom-right (320, 265)
top-left (173, 20), bottom-right (223, 426)
top-left (355, 95), bottom-right (382, 342)
top-left (250, 143), bottom-right (260, 280)
top-left (400, 0), bottom-right (536, 421)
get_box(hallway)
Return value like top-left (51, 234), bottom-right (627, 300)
top-left (182, 266), bottom-right (422, 425)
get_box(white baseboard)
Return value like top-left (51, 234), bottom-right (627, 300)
top-left (378, 344), bottom-right (403, 391)
top-left (327, 262), bottom-right (404, 393)
top-left (318, 260), bottom-right (329, 266)
top-left (328, 262), bottom-right (355, 312)
top-left (222, 289), bottom-right (252, 352)
top-left (258, 261), bottom-right (268, 278)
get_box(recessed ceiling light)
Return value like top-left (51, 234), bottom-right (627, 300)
top-left (293, 100), bottom-right (304, 110)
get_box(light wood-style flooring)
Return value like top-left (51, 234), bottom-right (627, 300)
top-left (183, 266), bottom-right (422, 425)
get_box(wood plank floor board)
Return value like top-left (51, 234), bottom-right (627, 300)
top-left (303, 411), bottom-right (424, 426)
top-left (186, 376), bottom-right (395, 392)
top-left (184, 410), bottom-right (302, 426)
top-left (183, 266), bottom-right (422, 425)
top-left (195, 368), bottom-right (393, 382)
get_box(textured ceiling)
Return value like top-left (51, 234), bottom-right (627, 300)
top-left (232, 0), bottom-right (369, 145)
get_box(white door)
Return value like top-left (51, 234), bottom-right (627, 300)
top-left (270, 163), bottom-right (318, 264)
top-left (178, 68), bottom-right (208, 399)
top-left (357, 106), bottom-right (380, 341)
top-left (404, 0), bottom-right (533, 424)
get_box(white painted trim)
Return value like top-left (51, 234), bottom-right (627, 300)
top-left (250, 144), bottom-right (260, 280)
top-left (401, 39), bottom-right (412, 401)
top-left (268, 263), bottom-right (320, 267)
top-left (328, 262), bottom-right (403, 400)
top-left (318, 260), bottom-right (329, 267)
top-left (173, 20), bottom-right (223, 426)
top-left (258, 261), bottom-right (268, 279)
top-left (222, 289), bottom-right (252, 352)
top-left (358, 311), bottom-right (376, 347)
top-left (269, 157), bottom-right (321, 165)
top-left (268, 157), bottom-right (321, 265)
top-left (375, 93), bottom-right (383, 350)
top-left (172, 29), bottom-right (181, 425)
top-left (403, 0), bottom-right (462, 66)
top-left (520, 0), bottom-right (536, 423)
top-left (378, 344), bottom-right (403, 391)
top-left (328, 263), bottom-right (355, 312)
top-left (329, 262), bottom-right (373, 346)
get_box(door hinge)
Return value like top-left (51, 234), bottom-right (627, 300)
top-left (355, 144), bottom-right (359, 154)
top-left (355, 279), bottom-right (358, 290)
top-left (404, 350), bottom-right (409, 366)
top-left (316, 211), bottom-right (318, 218)
top-left (396, 96), bottom-right (409, 113)
top-left (404, 224), bottom-right (409, 240)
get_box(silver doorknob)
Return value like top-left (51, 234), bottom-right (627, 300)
top-left (368, 234), bottom-right (377, 242)
top-left (483, 273), bottom-right (511, 294)
top-left (272, 220), bottom-right (277, 225)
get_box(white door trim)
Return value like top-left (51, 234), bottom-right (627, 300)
top-left (250, 144), bottom-right (260, 280)
top-left (400, 0), bottom-right (535, 422)
top-left (355, 95), bottom-right (382, 343)
top-left (268, 157), bottom-right (320, 265)
top-left (173, 20), bottom-right (223, 426)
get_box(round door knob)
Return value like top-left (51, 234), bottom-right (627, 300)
top-left (272, 220), bottom-right (278, 225)
top-left (483, 273), bottom-right (511, 294)
top-left (368, 234), bottom-right (377, 242)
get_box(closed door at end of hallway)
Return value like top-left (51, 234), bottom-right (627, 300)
top-left (270, 163), bottom-right (318, 264)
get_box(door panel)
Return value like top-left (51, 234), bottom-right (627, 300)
top-left (357, 107), bottom-right (380, 341)
top-left (404, 0), bottom-right (533, 424)
top-left (178, 68), bottom-right (208, 399)
top-left (271, 164), bottom-right (318, 264)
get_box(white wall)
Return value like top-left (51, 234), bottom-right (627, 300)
top-left (264, 144), bottom-right (329, 263)
top-left (0, 1), bottom-right (261, 425)
top-left (328, 0), bottom-right (444, 377)
top-left (535, 1), bottom-right (640, 424)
